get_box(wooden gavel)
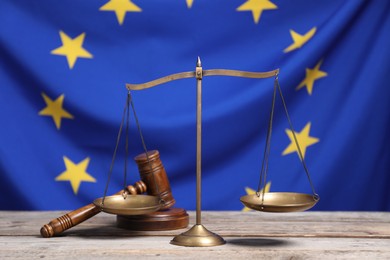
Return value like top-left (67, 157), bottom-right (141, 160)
top-left (40, 150), bottom-right (175, 238)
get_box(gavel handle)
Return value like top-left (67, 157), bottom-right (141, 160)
top-left (40, 202), bottom-right (101, 238)
top-left (40, 181), bottom-right (146, 238)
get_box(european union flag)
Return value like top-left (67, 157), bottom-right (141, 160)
top-left (1, 0), bottom-right (389, 211)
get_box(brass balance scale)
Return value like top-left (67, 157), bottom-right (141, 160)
top-left (92, 57), bottom-right (319, 247)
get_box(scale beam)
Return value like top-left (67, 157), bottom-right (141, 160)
top-left (126, 68), bottom-right (279, 90)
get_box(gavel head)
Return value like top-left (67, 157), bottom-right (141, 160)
top-left (134, 150), bottom-right (175, 210)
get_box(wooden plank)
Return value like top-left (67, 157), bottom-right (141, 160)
top-left (0, 236), bottom-right (389, 259)
top-left (1, 211), bottom-right (390, 259)
top-left (1, 211), bottom-right (389, 238)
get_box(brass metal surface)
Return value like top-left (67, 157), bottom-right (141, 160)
top-left (170, 224), bottom-right (225, 247)
top-left (93, 195), bottom-right (161, 215)
top-left (126, 68), bottom-right (279, 90)
top-left (195, 58), bottom-right (202, 225)
top-left (240, 192), bottom-right (319, 212)
top-left (203, 69), bottom-right (279, 78)
top-left (126, 71), bottom-right (196, 90)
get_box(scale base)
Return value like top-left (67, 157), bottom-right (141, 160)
top-left (170, 224), bottom-right (225, 247)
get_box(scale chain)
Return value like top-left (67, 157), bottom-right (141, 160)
top-left (128, 91), bottom-right (163, 203)
top-left (101, 91), bottom-right (131, 206)
top-left (123, 91), bottom-right (131, 198)
top-left (257, 75), bottom-right (277, 206)
top-left (275, 78), bottom-right (319, 199)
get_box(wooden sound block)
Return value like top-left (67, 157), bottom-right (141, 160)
top-left (116, 208), bottom-right (189, 231)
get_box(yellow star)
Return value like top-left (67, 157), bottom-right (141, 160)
top-left (99, 0), bottom-right (141, 25)
top-left (51, 31), bottom-right (93, 69)
top-left (242, 182), bottom-right (271, 212)
top-left (296, 60), bottom-right (327, 95)
top-left (284, 27), bottom-right (317, 53)
top-left (55, 157), bottom-right (96, 194)
top-left (38, 93), bottom-right (74, 130)
top-left (282, 122), bottom-right (319, 160)
top-left (186, 0), bottom-right (194, 8)
top-left (237, 0), bottom-right (277, 24)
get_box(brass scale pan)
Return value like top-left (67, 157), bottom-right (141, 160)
top-left (94, 67), bottom-right (318, 215)
top-left (240, 192), bottom-right (319, 213)
top-left (94, 195), bottom-right (161, 215)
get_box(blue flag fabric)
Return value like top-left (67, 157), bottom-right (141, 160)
top-left (1, 0), bottom-right (389, 211)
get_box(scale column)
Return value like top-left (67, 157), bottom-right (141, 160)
top-left (195, 56), bottom-right (202, 225)
top-left (170, 57), bottom-right (225, 247)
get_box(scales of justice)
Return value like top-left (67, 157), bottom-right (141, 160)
top-left (41, 57), bottom-right (319, 247)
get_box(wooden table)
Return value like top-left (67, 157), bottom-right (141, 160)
top-left (1, 211), bottom-right (389, 259)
